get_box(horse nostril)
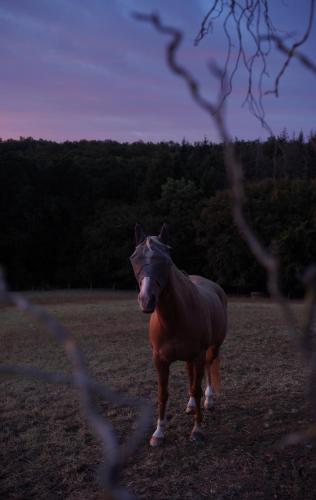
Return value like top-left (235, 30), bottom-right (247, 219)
top-left (148, 295), bottom-right (155, 308)
top-left (139, 293), bottom-right (156, 312)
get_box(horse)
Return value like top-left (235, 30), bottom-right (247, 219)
top-left (130, 223), bottom-right (227, 447)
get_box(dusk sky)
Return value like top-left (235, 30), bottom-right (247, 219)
top-left (0, 0), bottom-right (315, 143)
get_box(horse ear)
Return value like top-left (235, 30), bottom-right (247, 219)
top-left (158, 223), bottom-right (169, 245)
top-left (135, 223), bottom-right (146, 245)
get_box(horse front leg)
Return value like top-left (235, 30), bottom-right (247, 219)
top-left (190, 353), bottom-right (206, 442)
top-left (185, 361), bottom-right (196, 414)
top-left (150, 354), bottom-right (170, 447)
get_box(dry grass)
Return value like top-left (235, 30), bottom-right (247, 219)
top-left (1, 290), bottom-right (316, 499)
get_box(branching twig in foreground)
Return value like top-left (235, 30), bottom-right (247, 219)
top-left (0, 270), bottom-right (152, 500)
top-left (134, 11), bottom-right (316, 444)
top-left (263, 33), bottom-right (316, 87)
top-left (264, 0), bottom-right (316, 97)
top-left (193, 0), bottom-right (316, 130)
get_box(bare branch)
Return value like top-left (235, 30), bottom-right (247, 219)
top-left (263, 34), bottom-right (316, 84)
top-left (265, 0), bottom-right (315, 96)
top-left (0, 269), bottom-right (152, 500)
top-left (133, 12), bottom-right (217, 116)
top-left (194, 0), bottom-right (223, 46)
top-left (193, 0), bottom-right (316, 129)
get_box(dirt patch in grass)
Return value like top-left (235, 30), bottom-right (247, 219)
top-left (1, 291), bottom-right (315, 499)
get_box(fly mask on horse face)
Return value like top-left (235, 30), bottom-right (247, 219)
top-left (130, 224), bottom-right (172, 313)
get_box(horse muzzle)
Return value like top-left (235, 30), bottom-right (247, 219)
top-left (138, 293), bottom-right (156, 313)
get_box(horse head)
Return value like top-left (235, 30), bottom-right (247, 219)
top-left (130, 224), bottom-right (172, 313)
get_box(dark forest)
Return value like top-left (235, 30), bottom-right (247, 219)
top-left (1, 131), bottom-right (316, 295)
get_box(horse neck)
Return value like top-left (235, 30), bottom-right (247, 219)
top-left (156, 265), bottom-right (194, 327)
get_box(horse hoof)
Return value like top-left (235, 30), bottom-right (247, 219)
top-left (204, 398), bottom-right (215, 411)
top-left (150, 436), bottom-right (164, 448)
top-left (204, 402), bottom-right (215, 412)
top-left (185, 405), bottom-right (195, 415)
top-left (190, 430), bottom-right (206, 444)
top-left (205, 407), bottom-right (215, 413)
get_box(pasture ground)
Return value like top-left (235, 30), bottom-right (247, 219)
top-left (1, 290), bottom-right (316, 499)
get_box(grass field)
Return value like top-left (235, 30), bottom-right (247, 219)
top-left (1, 290), bottom-right (316, 499)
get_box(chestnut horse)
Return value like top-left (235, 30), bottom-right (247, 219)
top-left (130, 224), bottom-right (227, 446)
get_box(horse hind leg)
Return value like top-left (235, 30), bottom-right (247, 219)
top-left (204, 364), bottom-right (215, 411)
top-left (204, 349), bottom-right (220, 411)
top-left (190, 355), bottom-right (206, 443)
top-left (185, 361), bottom-right (196, 414)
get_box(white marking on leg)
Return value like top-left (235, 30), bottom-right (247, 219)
top-left (188, 396), bottom-right (196, 408)
top-left (186, 396), bottom-right (196, 413)
top-left (204, 385), bottom-right (215, 410)
top-left (205, 385), bottom-right (213, 398)
top-left (152, 418), bottom-right (166, 439)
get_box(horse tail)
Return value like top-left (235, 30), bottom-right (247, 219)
top-left (211, 357), bottom-right (221, 394)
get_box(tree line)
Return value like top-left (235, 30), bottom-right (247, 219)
top-left (1, 132), bottom-right (315, 295)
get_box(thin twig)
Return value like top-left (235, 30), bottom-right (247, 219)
top-left (265, 0), bottom-right (315, 96)
top-left (193, 1), bottom-right (315, 130)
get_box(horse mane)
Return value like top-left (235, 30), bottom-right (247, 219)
top-left (167, 264), bottom-right (198, 309)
